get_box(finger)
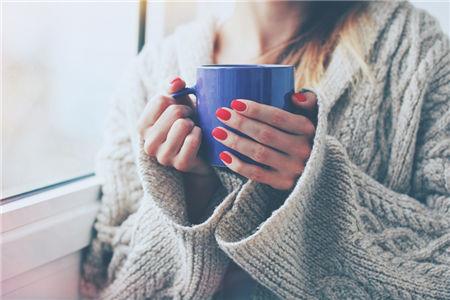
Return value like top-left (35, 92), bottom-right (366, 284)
top-left (167, 76), bottom-right (193, 108)
top-left (174, 126), bottom-right (205, 173)
top-left (229, 99), bottom-right (315, 137)
top-left (156, 118), bottom-right (195, 164)
top-left (218, 151), bottom-right (294, 190)
top-left (137, 95), bottom-right (176, 137)
top-left (143, 104), bottom-right (193, 156)
top-left (291, 91), bottom-right (318, 111)
top-left (211, 126), bottom-right (304, 174)
top-left (167, 76), bottom-right (186, 94)
top-left (292, 91), bottom-right (318, 125)
top-left (215, 107), bottom-right (312, 154)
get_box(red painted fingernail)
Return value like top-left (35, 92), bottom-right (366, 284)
top-left (216, 108), bottom-right (231, 121)
top-left (231, 100), bottom-right (247, 111)
top-left (170, 76), bottom-right (182, 84)
top-left (219, 152), bottom-right (232, 164)
top-left (211, 127), bottom-right (227, 140)
top-left (293, 93), bottom-right (307, 102)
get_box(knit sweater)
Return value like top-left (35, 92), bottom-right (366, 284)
top-left (80, 1), bottom-right (450, 299)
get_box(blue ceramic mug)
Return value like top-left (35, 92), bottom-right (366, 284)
top-left (172, 64), bottom-right (295, 167)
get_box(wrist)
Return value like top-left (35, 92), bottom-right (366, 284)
top-left (183, 172), bottom-right (221, 224)
top-left (185, 171), bottom-right (217, 185)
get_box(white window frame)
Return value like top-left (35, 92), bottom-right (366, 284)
top-left (1, 2), bottom-right (147, 297)
top-left (1, 176), bottom-right (101, 297)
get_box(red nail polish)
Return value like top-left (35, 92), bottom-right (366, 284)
top-left (170, 76), bottom-right (181, 84)
top-left (231, 100), bottom-right (247, 111)
top-left (219, 152), bottom-right (232, 164)
top-left (293, 93), bottom-right (307, 102)
top-left (211, 127), bottom-right (227, 140)
top-left (216, 108), bottom-right (231, 121)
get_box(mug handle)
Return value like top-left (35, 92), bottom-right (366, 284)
top-left (171, 86), bottom-right (197, 99)
top-left (171, 86), bottom-right (199, 125)
top-left (171, 86), bottom-right (205, 156)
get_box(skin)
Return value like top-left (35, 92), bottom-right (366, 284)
top-left (137, 2), bottom-right (318, 222)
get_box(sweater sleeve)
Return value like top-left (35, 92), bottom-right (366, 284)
top-left (80, 43), bottom-right (243, 300)
top-left (79, 54), bottom-right (147, 298)
top-left (214, 41), bottom-right (450, 299)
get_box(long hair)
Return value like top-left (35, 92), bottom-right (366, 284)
top-left (257, 2), bottom-right (370, 88)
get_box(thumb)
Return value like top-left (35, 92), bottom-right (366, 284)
top-left (291, 90), bottom-right (318, 126)
top-left (291, 91), bottom-right (317, 111)
top-left (168, 76), bottom-right (195, 108)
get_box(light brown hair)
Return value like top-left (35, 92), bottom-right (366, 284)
top-left (258, 2), bottom-right (370, 88)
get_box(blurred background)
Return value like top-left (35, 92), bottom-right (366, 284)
top-left (2, 1), bottom-right (449, 198)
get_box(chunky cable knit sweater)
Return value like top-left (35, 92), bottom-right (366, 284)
top-left (81, 2), bottom-right (450, 299)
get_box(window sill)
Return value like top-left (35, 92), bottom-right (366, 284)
top-left (1, 176), bottom-right (101, 282)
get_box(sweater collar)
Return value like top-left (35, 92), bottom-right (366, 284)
top-left (176, 1), bottom-right (403, 113)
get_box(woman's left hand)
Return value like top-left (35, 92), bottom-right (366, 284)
top-left (212, 91), bottom-right (318, 190)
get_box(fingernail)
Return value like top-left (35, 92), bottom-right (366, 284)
top-left (170, 76), bottom-right (181, 85)
top-left (293, 93), bottom-right (307, 102)
top-left (231, 100), bottom-right (247, 111)
top-left (216, 108), bottom-right (231, 121)
top-left (219, 152), bottom-right (232, 164)
top-left (211, 127), bottom-right (227, 140)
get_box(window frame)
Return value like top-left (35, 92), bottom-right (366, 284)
top-left (0, 1), bottom-right (147, 296)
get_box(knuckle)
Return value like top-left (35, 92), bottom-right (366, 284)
top-left (233, 161), bottom-right (244, 174)
top-left (303, 121), bottom-right (316, 137)
top-left (292, 162), bottom-right (305, 176)
top-left (168, 105), bottom-right (187, 119)
top-left (293, 143), bottom-right (311, 159)
top-left (252, 144), bottom-right (269, 162)
top-left (144, 139), bottom-right (157, 157)
top-left (271, 110), bottom-right (285, 126)
top-left (300, 143), bottom-right (312, 159)
top-left (283, 178), bottom-right (296, 190)
top-left (156, 152), bottom-right (171, 166)
top-left (228, 135), bottom-right (239, 150)
top-left (307, 123), bottom-right (316, 137)
top-left (297, 117), bottom-right (314, 136)
top-left (192, 126), bottom-right (202, 139)
top-left (155, 95), bottom-right (171, 108)
top-left (248, 168), bottom-right (264, 182)
top-left (173, 159), bottom-right (189, 172)
top-left (187, 132), bottom-right (201, 147)
top-left (304, 144), bottom-right (312, 160)
top-left (257, 127), bottom-right (274, 145)
top-left (173, 118), bottom-right (194, 131)
top-left (233, 114), bottom-right (245, 130)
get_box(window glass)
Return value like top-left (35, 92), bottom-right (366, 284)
top-left (2, 2), bottom-right (139, 198)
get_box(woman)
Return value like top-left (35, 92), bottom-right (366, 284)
top-left (81, 1), bottom-right (450, 299)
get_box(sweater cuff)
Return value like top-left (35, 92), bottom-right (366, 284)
top-left (135, 138), bottom-right (249, 234)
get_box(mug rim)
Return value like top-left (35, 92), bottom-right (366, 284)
top-left (200, 64), bottom-right (293, 69)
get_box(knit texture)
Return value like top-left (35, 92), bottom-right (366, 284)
top-left (80, 2), bottom-right (450, 299)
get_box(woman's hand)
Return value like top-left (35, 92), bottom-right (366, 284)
top-left (137, 77), bottom-right (220, 223)
top-left (212, 91), bottom-right (318, 190)
top-left (137, 77), bottom-right (213, 176)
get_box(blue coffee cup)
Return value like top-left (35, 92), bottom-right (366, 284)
top-left (172, 64), bottom-right (295, 167)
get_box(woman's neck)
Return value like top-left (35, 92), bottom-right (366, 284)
top-left (213, 2), bottom-right (305, 64)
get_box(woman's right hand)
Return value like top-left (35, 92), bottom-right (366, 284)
top-left (137, 77), bottom-right (212, 176)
